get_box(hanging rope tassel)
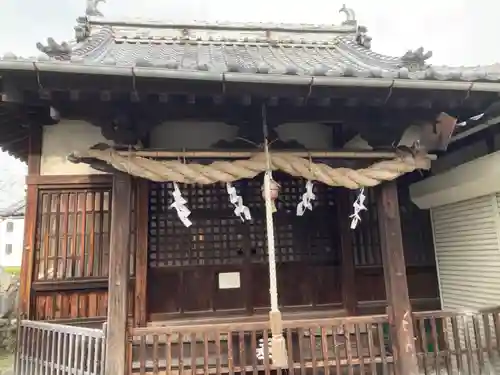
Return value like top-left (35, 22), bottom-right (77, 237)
top-left (263, 171), bottom-right (288, 368)
top-left (261, 104), bottom-right (288, 368)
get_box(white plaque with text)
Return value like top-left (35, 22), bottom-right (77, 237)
top-left (218, 272), bottom-right (241, 289)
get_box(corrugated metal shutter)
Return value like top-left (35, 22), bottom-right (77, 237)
top-left (431, 194), bottom-right (500, 311)
top-left (431, 195), bottom-right (500, 366)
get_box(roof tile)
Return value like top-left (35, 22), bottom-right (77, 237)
top-left (2, 5), bottom-right (500, 84)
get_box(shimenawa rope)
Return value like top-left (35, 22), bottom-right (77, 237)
top-left (77, 149), bottom-right (431, 189)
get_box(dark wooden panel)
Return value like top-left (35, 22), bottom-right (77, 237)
top-left (147, 268), bottom-right (181, 315)
top-left (350, 181), bottom-right (436, 268)
top-left (355, 267), bottom-right (387, 302)
top-left (407, 266), bottom-right (440, 299)
top-left (313, 265), bottom-right (342, 306)
top-left (33, 289), bottom-right (109, 320)
top-left (355, 266), bottom-right (439, 304)
top-left (147, 175), bottom-right (342, 319)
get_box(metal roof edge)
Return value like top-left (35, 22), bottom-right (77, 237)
top-left (2, 60), bottom-right (500, 92)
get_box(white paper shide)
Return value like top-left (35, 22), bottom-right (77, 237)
top-left (296, 180), bottom-right (316, 216)
top-left (350, 187), bottom-right (367, 229)
top-left (169, 182), bottom-right (192, 227)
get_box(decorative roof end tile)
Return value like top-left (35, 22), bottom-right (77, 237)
top-left (355, 26), bottom-right (372, 49)
top-left (400, 47), bottom-right (433, 71)
top-left (312, 65), bottom-right (328, 76)
top-left (257, 63), bottom-right (270, 74)
top-left (339, 4), bottom-right (357, 26)
top-left (74, 16), bottom-right (91, 42)
top-left (86, 0), bottom-right (106, 17)
top-left (36, 38), bottom-right (72, 59)
top-left (398, 67), bottom-right (410, 79)
top-left (343, 66), bottom-right (355, 77)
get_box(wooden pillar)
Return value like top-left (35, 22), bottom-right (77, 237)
top-left (105, 172), bottom-right (132, 375)
top-left (20, 126), bottom-right (42, 319)
top-left (376, 181), bottom-right (419, 375)
top-left (134, 179), bottom-right (149, 327)
top-left (337, 189), bottom-right (357, 315)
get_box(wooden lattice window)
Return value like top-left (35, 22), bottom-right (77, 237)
top-left (350, 183), bottom-right (435, 267)
top-left (246, 175), bottom-right (340, 264)
top-left (35, 188), bottom-right (112, 281)
top-left (148, 174), bottom-right (341, 268)
top-left (148, 182), bottom-right (244, 267)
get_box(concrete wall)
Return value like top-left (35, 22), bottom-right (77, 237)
top-left (41, 120), bottom-right (334, 175)
top-left (0, 216), bottom-right (24, 268)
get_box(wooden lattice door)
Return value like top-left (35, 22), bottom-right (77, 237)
top-left (148, 182), bottom-right (250, 319)
top-left (147, 175), bottom-right (342, 320)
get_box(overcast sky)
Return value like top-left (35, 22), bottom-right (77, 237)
top-left (0, 0), bottom-right (498, 66)
top-left (0, 0), bottom-right (497, 207)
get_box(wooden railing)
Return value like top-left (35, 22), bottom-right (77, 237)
top-left (16, 319), bottom-right (107, 375)
top-left (413, 308), bottom-right (500, 375)
top-left (129, 314), bottom-right (394, 374)
top-left (15, 308), bottom-right (500, 374)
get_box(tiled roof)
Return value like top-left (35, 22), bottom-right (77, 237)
top-left (0, 199), bottom-right (25, 218)
top-left (1, 4), bottom-right (500, 84)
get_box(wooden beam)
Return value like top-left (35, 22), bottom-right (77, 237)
top-left (105, 172), bottom-right (133, 375)
top-left (19, 125), bottom-right (41, 319)
top-left (376, 181), bottom-right (419, 375)
top-left (26, 173), bottom-right (112, 187)
top-left (77, 149), bottom-right (438, 160)
top-left (134, 178), bottom-right (149, 327)
top-left (337, 189), bottom-right (357, 314)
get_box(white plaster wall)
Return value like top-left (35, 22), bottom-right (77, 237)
top-left (41, 120), bottom-right (334, 175)
top-left (41, 120), bottom-right (111, 175)
top-left (0, 217), bottom-right (24, 268)
top-left (149, 121), bottom-right (333, 149)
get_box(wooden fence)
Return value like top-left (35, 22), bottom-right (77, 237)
top-left (14, 308), bottom-right (500, 374)
top-left (129, 314), bottom-right (395, 375)
top-left (129, 309), bottom-right (500, 375)
top-left (413, 308), bottom-right (500, 375)
top-left (16, 319), bottom-right (107, 375)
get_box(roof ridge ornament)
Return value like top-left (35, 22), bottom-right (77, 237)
top-left (400, 47), bottom-right (433, 71)
top-left (86, 0), bottom-right (106, 17)
top-left (339, 4), bottom-right (357, 25)
top-left (355, 25), bottom-right (371, 49)
top-left (74, 17), bottom-right (91, 42)
top-left (36, 38), bottom-right (72, 59)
